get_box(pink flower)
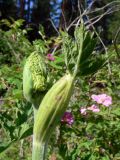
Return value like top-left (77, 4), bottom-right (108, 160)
top-left (80, 107), bottom-right (87, 115)
top-left (87, 104), bottom-right (100, 112)
top-left (91, 94), bottom-right (112, 107)
top-left (47, 54), bottom-right (55, 61)
top-left (61, 112), bottom-right (74, 125)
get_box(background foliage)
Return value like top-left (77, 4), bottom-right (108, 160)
top-left (0, 0), bottom-right (120, 160)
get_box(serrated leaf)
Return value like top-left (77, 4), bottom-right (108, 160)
top-left (79, 58), bottom-right (106, 76)
top-left (80, 39), bottom-right (96, 63)
top-left (15, 111), bottom-right (27, 126)
top-left (74, 23), bottom-right (84, 47)
top-left (0, 140), bottom-right (16, 153)
top-left (18, 123), bottom-right (33, 140)
top-left (83, 31), bottom-right (91, 48)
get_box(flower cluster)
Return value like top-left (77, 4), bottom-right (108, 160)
top-left (88, 104), bottom-right (100, 112)
top-left (61, 111), bottom-right (74, 125)
top-left (80, 104), bottom-right (100, 115)
top-left (91, 94), bottom-right (112, 107)
top-left (47, 54), bottom-right (55, 61)
top-left (80, 93), bottom-right (112, 115)
top-left (61, 94), bottom-right (112, 122)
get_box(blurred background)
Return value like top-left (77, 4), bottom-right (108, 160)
top-left (0, 0), bottom-right (120, 43)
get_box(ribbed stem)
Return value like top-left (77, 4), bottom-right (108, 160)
top-left (32, 105), bottom-right (47, 160)
top-left (32, 137), bottom-right (47, 160)
top-left (32, 104), bottom-right (38, 120)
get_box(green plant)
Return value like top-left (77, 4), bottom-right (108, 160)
top-left (23, 51), bottom-right (48, 116)
top-left (32, 73), bottom-right (74, 160)
top-left (1, 18), bottom-right (119, 160)
top-left (22, 22), bottom-right (106, 160)
top-left (0, 19), bottom-right (33, 64)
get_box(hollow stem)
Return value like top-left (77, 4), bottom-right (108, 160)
top-left (32, 137), bottom-right (47, 160)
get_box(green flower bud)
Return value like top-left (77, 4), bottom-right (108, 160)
top-left (23, 51), bottom-right (47, 108)
top-left (32, 74), bottom-right (74, 160)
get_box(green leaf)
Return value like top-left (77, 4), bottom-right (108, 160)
top-left (48, 61), bottom-right (63, 70)
top-left (0, 140), bottom-right (16, 153)
top-left (79, 57), bottom-right (106, 76)
top-left (80, 38), bottom-right (96, 63)
top-left (83, 31), bottom-right (91, 48)
top-left (74, 23), bottom-right (84, 48)
top-left (18, 123), bottom-right (33, 140)
top-left (54, 56), bottom-right (64, 64)
top-left (15, 111), bottom-right (27, 126)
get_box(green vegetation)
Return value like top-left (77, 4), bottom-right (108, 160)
top-left (0, 18), bottom-right (120, 160)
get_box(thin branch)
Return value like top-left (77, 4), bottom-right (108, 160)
top-left (48, 18), bottom-right (60, 35)
top-left (84, 5), bottom-right (120, 26)
top-left (67, 4), bottom-right (120, 31)
top-left (62, 0), bottom-right (120, 32)
top-left (66, 16), bottom-right (80, 31)
top-left (77, 0), bottom-right (82, 16)
top-left (86, 8), bottom-right (112, 27)
top-left (87, 7), bottom-right (120, 28)
top-left (61, 10), bottom-right (67, 30)
top-left (113, 26), bottom-right (120, 58)
top-left (85, 1), bottom-right (120, 14)
top-left (51, 45), bottom-right (59, 56)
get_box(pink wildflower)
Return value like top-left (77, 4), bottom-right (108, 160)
top-left (87, 104), bottom-right (100, 112)
top-left (80, 107), bottom-right (87, 115)
top-left (47, 54), bottom-right (55, 61)
top-left (61, 112), bottom-right (74, 125)
top-left (91, 94), bottom-right (112, 107)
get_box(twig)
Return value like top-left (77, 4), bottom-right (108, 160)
top-left (66, 16), bottom-right (80, 31)
top-left (113, 26), bottom-right (120, 58)
top-left (86, 6), bottom-right (120, 27)
top-left (84, 6), bottom-right (120, 26)
top-left (61, 10), bottom-right (67, 30)
top-left (48, 19), bottom-right (60, 35)
top-left (63, 0), bottom-right (120, 33)
top-left (51, 45), bottom-right (59, 56)
top-left (78, 0), bottom-right (82, 16)
top-left (85, 1), bottom-right (120, 14)
top-left (87, 8), bottom-right (111, 28)
top-left (66, 1), bottom-right (120, 33)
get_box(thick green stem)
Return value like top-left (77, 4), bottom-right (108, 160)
top-left (32, 106), bottom-right (47, 160)
top-left (32, 137), bottom-right (47, 160)
top-left (32, 104), bottom-right (38, 120)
